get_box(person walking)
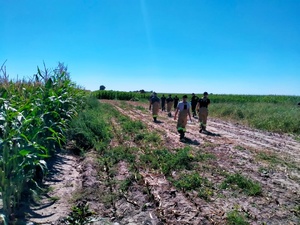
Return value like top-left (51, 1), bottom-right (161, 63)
top-left (174, 95), bottom-right (192, 140)
top-left (149, 92), bottom-right (160, 122)
top-left (196, 91), bottom-right (210, 132)
top-left (166, 94), bottom-right (174, 117)
top-left (161, 94), bottom-right (166, 111)
top-left (191, 93), bottom-right (199, 117)
top-left (148, 93), bottom-right (154, 110)
top-left (173, 95), bottom-right (179, 110)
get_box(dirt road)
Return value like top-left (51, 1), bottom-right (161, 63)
top-left (106, 100), bottom-right (300, 225)
top-left (19, 100), bottom-right (300, 225)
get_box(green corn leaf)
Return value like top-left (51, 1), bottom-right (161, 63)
top-left (19, 150), bottom-right (31, 156)
top-left (37, 154), bottom-right (51, 158)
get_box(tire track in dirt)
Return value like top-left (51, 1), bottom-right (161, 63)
top-left (100, 118), bottom-right (162, 225)
top-left (107, 102), bottom-right (239, 224)
top-left (103, 100), bottom-right (300, 224)
top-left (207, 118), bottom-right (300, 164)
top-left (110, 104), bottom-right (210, 224)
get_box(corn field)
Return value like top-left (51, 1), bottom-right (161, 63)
top-left (95, 90), bottom-right (300, 105)
top-left (95, 90), bottom-right (151, 101)
top-left (0, 62), bottom-right (84, 221)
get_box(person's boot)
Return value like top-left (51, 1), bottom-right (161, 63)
top-left (153, 117), bottom-right (157, 122)
top-left (179, 130), bottom-right (184, 139)
top-left (199, 124), bottom-right (203, 133)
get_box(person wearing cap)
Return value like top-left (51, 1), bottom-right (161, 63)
top-left (166, 94), bottom-right (174, 117)
top-left (174, 95), bottom-right (192, 140)
top-left (149, 92), bottom-right (160, 122)
top-left (196, 92), bottom-right (210, 132)
top-left (191, 93), bottom-right (199, 117)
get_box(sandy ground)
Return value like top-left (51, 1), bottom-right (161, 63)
top-left (16, 100), bottom-right (300, 225)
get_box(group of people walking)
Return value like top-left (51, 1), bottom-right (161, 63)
top-left (159, 94), bottom-right (180, 117)
top-left (149, 92), bottom-right (210, 141)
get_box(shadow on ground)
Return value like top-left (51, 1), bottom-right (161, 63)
top-left (202, 130), bottom-right (221, 137)
top-left (13, 149), bottom-right (73, 224)
top-left (180, 137), bottom-right (201, 145)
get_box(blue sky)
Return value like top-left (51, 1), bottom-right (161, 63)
top-left (1, 0), bottom-right (300, 95)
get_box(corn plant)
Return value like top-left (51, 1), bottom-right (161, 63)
top-left (0, 62), bottom-right (84, 221)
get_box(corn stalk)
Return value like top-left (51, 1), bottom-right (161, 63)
top-left (0, 62), bottom-right (84, 221)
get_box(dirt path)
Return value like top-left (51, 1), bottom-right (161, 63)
top-left (102, 100), bottom-right (300, 224)
top-left (15, 150), bottom-right (82, 224)
top-left (16, 100), bottom-right (300, 225)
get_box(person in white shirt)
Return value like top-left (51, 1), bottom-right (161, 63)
top-left (174, 95), bottom-right (192, 140)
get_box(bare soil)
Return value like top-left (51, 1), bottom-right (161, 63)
top-left (18, 100), bottom-right (300, 225)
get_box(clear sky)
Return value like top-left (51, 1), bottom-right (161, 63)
top-left (1, 0), bottom-right (300, 95)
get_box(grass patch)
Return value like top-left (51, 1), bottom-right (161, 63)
top-left (220, 173), bottom-right (262, 196)
top-left (226, 210), bottom-right (249, 225)
top-left (210, 102), bottom-right (300, 134)
top-left (292, 205), bottom-right (300, 217)
top-left (256, 152), bottom-right (281, 164)
top-left (103, 146), bottom-right (136, 164)
top-left (122, 120), bottom-right (145, 134)
top-left (119, 175), bottom-right (135, 192)
top-left (195, 151), bottom-right (216, 161)
top-left (140, 147), bottom-right (196, 175)
top-left (256, 151), bottom-right (299, 170)
top-left (172, 172), bottom-right (213, 200)
top-left (134, 132), bottom-right (162, 147)
top-left (234, 145), bottom-right (247, 151)
top-left (62, 202), bottom-right (95, 225)
top-left (135, 105), bottom-right (146, 111)
top-left (67, 98), bottom-right (113, 152)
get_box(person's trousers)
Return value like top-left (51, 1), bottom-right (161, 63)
top-left (198, 107), bottom-right (208, 129)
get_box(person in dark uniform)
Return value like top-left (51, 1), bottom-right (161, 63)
top-left (191, 93), bottom-right (199, 117)
top-left (166, 94), bottom-right (174, 117)
top-left (196, 92), bottom-right (210, 132)
top-left (173, 95), bottom-right (179, 110)
top-left (161, 94), bottom-right (166, 111)
top-left (174, 95), bottom-right (192, 140)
